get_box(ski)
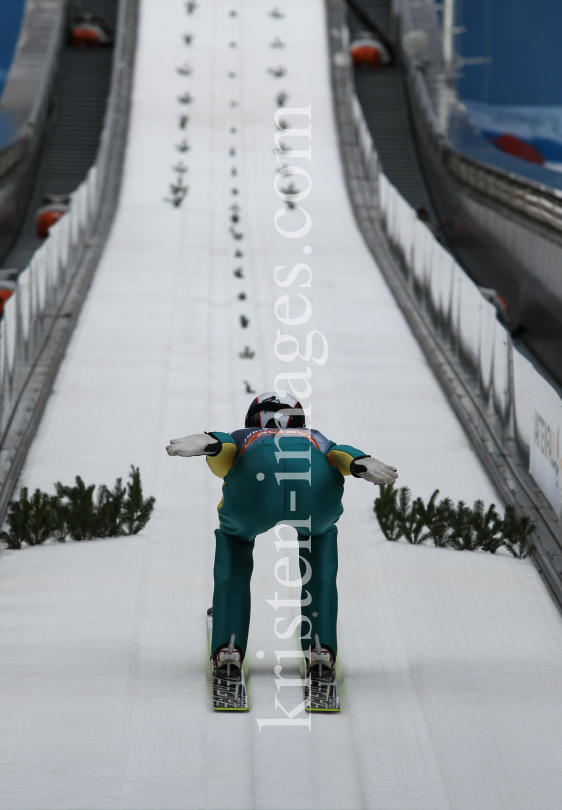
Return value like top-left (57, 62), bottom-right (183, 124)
top-left (305, 635), bottom-right (340, 712)
top-left (207, 608), bottom-right (249, 712)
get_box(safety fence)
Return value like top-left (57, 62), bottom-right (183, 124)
top-left (0, 166), bottom-right (98, 444)
top-left (0, 0), bottom-right (137, 518)
top-left (349, 93), bottom-right (562, 525)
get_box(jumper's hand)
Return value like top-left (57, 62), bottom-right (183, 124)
top-left (350, 456), bottom-right (398, 485)
top-left (166, 433), bottom-right (221, 457)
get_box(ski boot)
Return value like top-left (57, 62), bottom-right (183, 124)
top-left (206, 611), bottom-right (249, 711)
top-left (309, 635), bottom-right (335, 679)
top-left (213, 633), bottom-right (242, 681)
top-left (305, 634), bottom-right (340, 712)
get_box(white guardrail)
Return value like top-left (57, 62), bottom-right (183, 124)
top-left (350, 95), bottom-right (562, 524)
top-left (0, 164), bottom-right (99, 441)
top-left (0, 0), bottom-right (136, 510)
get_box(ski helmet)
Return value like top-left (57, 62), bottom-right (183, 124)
top-left (245, 392), bottom-right (305, 429)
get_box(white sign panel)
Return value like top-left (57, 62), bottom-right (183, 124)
top-left (530, 368), bottom-right (562, 519)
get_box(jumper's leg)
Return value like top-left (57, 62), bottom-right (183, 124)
top-left (298, 525), bottom-right (338, 659)
top-left (211, 528), bottom-right (255, 659)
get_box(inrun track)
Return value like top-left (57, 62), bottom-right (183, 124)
top-left (2, 2), bottom-right (562, 809)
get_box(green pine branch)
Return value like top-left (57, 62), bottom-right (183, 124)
top-left (374, 486), bottom-right (536, 559)
top-left (1, 468), bottom-right (155, 550)
top-left (122, 466), bottom-right (156, 535)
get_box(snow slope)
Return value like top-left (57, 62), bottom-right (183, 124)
top-left (2, 1), bottom-right (562, 808)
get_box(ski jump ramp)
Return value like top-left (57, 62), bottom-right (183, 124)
top-left (2, 1), bottom-right (562, 808)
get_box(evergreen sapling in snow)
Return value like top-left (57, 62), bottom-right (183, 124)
top-left (1, 467), bottom-right (155, 549)
top-left (0, 488), bottom-right (57, 549)
top-left (501, 506), bottom-right (536, 559)
top-left (55, 477), bottom-right (97, 541)
top-left (374, 486), bottom-right (535, 559)
top-left (94, 477), bottom-right (127, 537)
top-left (373, 484), bottom-right (402, 541)
top-left (122, 466), bottom-right (155, 535)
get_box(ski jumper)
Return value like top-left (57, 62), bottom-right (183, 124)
top-left (206, 427), bottom-right (368, 660)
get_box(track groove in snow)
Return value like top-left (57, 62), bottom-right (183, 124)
top-left (2, 2), bottom-right (562, 808)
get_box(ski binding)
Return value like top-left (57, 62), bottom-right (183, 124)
top-left (207, 608), bottom-right (249, 712)
top-left (305, 634), bottom-right (340, 712)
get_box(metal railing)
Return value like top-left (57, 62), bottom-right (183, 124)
top-left (0, 168), bottom-right (97, 439)
top-left (446, 152), bottom-right (562, 236)
top-left (0, 141), bottom-right (28, 183)
top-left (348, 61), bottom-right (562, 487)
top-left (328, 0), bottom-right (562, 608)
top-left (0, 0), bottom-right (139, 520)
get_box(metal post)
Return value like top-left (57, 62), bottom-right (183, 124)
top-left (442, 0), bottom-right (455, 68)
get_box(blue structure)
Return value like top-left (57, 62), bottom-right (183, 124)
top-left (457, 0), bottom-right (562, 105)
top-left (0, 0), bottom-right (27, 100)
top-left (455, 0), bottom-right (562, 164)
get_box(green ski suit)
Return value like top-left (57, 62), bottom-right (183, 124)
top-left (207, 427), bottom-right (367, 660)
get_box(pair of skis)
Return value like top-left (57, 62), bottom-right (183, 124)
top-left (207, 609), bottom-right (339, 713)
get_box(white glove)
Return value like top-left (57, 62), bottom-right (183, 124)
top-left (166, 433), bottom-right (221, 457)
top-left (351, 456), bottom-right (398, 485)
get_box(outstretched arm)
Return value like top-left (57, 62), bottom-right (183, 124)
top-left (328, 442), bottom-right (398, 485)
top-left (166, 432), bottom-right (222, 457)
top-left (166, 431), bottom-right (237, 479)
top-left (349, 456), bottom-right (398, 485)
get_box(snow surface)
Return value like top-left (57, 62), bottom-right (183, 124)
top-left (2, 1), bottom-right (562, 808)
